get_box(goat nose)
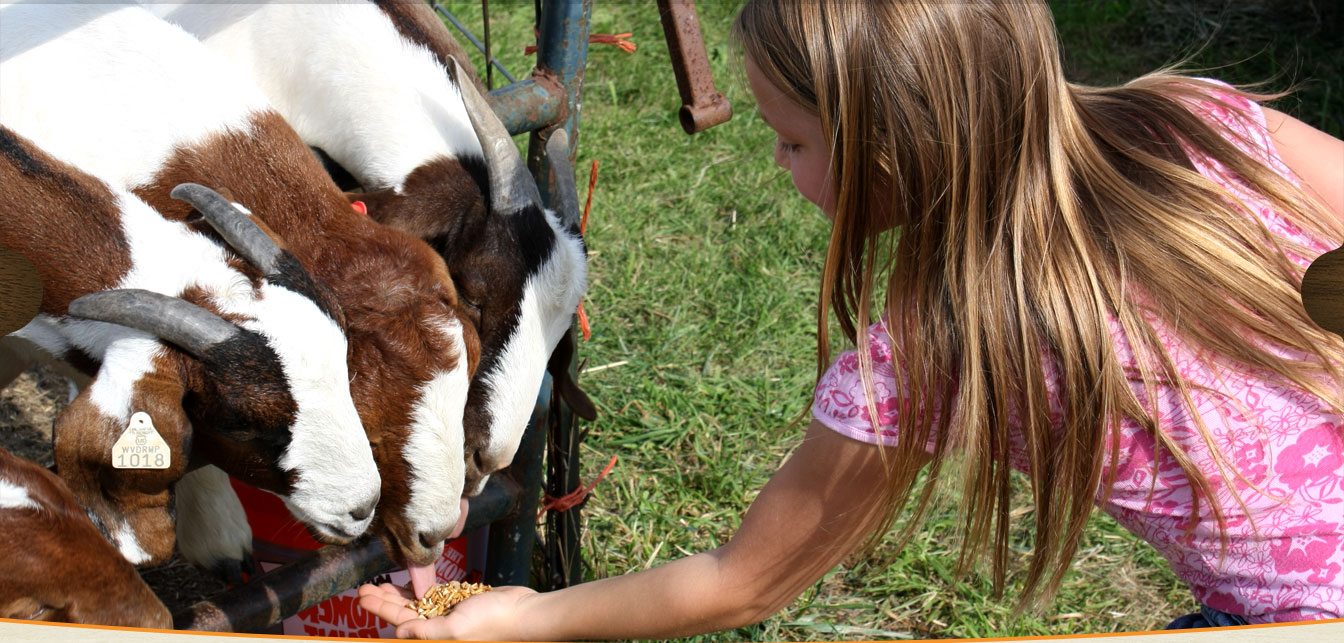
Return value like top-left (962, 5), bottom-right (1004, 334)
top-left (418, 529), bottom-right (449, 551)
top-left (348, 499), bottom-right (376, 522)
top-left (470, 448), bottom-right (511, 476)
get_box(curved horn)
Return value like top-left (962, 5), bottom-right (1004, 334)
top-left (171, 183), bottom-right (281, 275)
top-left (544, 129), bottom-right (582, 232)
top-left (451, 59), bottom-right (542, 212)
top-left (67, 289), bottom-right (240, 360)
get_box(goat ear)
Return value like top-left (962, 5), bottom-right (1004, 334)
top-left (344, 190), bottom-right (387, 217)
top-left (547, 331), bottom-right (597, 421)
top-left (348, 188), bottom-right (460, 242)
top-left (0, 596), bottom-right (55, 621)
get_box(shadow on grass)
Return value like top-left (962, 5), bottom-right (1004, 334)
top-left (1052, 0), bottom-right (1342, 136)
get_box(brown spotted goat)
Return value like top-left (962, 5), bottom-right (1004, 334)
top-left (0, 3), bottom-right (479, 574)
top-left (153, 1), bottom-right (594, 499)
top-left (0, 124), bottom-right (380, 567)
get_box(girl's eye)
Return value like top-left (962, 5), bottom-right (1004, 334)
top-left (775, 139), bottom-right (800, 155)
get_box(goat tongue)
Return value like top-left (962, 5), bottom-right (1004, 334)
top-left (409, 563), bottom-right (437, 600)
top-left (406, 500), bottom-right (470, 598)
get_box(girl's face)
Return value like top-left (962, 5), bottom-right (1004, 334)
top-left (746, 56), bottom-right (836, 218)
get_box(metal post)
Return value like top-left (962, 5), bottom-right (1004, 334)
top-left (527, 0), bottom-right (592, 591)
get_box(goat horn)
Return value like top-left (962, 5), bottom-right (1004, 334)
top-left (66, 289), bottom-right (240, 360)
top-left (171, 183), bottom-right (281, 275)
top-left (544, 129), bottom-right (581, 233)
top-left (451, 59), bottom-right (542, 212)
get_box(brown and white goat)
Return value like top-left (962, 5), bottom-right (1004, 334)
top-left (1, 3), bottom-right (479, 572)
top-left (151, 1), bottom-right (594, 498)
top-left (0, 446), bottom-right (171, 628)
top-left (0, 124), bottom-right (381, 566)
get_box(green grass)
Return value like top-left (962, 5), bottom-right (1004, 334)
top-left (439, 1), bottom-right (1340, 640)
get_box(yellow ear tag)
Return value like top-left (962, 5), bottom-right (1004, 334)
top-left (111, 412), bottom-right (171, 469)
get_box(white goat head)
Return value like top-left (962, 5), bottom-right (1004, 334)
top-left (353, 61), bottom-right (594, 498)
top-left (52, 184), bottom-right (381, 562)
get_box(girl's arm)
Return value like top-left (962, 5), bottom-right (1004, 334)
top-left (359, 419), bottom-right (896, 640)
top-left (1262, 107), bottom-right (1344, 225)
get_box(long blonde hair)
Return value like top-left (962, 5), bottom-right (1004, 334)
top-left (734, 0), bottom-right (1344, 610)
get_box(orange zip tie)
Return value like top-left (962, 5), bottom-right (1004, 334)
top-left (538, 454), bottom-right (618, 519)
top-left (525, 32), bottom-right (635, 55)
top-left (575, 159), bottom-right (598, 341)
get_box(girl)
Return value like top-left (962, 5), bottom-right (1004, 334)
top-left (358, 1), bottom-right (1344, 638)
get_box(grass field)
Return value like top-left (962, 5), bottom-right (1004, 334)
top-left (441, 1), bottom-right (1341, 640)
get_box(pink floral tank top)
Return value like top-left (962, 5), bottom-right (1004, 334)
top-left (812, 83), bottom-right (1343, 623)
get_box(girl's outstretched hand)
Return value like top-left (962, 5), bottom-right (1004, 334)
top-left (356, 582), bottom-right (537, 640)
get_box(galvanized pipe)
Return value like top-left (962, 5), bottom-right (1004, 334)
top-left (656, 0), bottom-right (732, 134)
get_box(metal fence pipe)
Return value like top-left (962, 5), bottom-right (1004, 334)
top-left (175, 475), bottom-right (521, 633)
top-left (487, 76), bottom-right (566, 137)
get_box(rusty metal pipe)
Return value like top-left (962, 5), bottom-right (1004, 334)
top-left (657, 0), bottom-right (732, 134)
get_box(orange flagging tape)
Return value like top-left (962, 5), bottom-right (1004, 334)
top-left (538, 454), bottom-right (618, 519)
top-left (525, 32), bottom-right (635, 55)
top-left (576, 302), bottom-right (591, 342)
top-left (582, 159), bottom-right (597, 235)
top-left (575, 159), bottom-right (598, 341)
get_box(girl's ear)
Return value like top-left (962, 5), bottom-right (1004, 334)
top-left (1302, 245), bottom-right (1344, 338)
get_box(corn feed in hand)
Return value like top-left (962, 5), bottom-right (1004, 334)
top-left (406, 581), bottom-right (492, 618)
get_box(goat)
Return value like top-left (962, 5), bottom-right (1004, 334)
top-left (0, 445), bottom-right (171, 628)
top-left (0, 3), bottom-right (479, 573)
top-left (0, 123), bottom-right (381, 565)
top-left (150, 1), bottom-right (594, 500)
